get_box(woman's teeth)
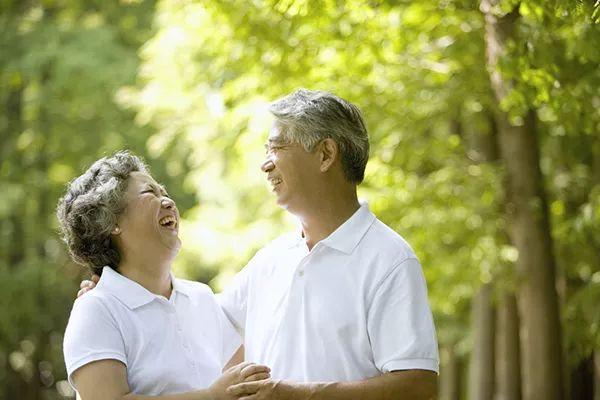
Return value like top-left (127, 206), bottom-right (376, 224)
top-left (159, 215), bottom-right (176, 228)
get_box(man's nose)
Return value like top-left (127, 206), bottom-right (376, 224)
top-left (261, 158), bottom-right (275, 173)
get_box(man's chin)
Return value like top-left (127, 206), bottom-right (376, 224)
top-left (275, 194), bottom-right (289, 209)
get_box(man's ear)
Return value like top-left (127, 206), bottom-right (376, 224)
top-left (319, 138), bottom-right (338, 173)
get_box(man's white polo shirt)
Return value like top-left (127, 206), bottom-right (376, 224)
top-left (63, 266), bottom-right (240, 394)
top-left (218, 203), bottom-right (439, 382)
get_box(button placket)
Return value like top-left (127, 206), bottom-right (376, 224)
top-left (296, 259), bottom-right (306, 277)
top-left (175, 300), bottom-right (198, 372)
top-left (291, 264), bottom-right (307, 284)
top-left (296, 244), bottom-right (320, 277)
top-left (289, 261), bottom-right (308, 303)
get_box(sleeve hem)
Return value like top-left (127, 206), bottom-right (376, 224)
top-left (381, 358), bottom-right (439, 374)
top-left (66, 352), bottom-right (127, 388)
top-left (216, 293), bottom-right (245, 336)
top-left (222, 338), bottom-right (243, 367)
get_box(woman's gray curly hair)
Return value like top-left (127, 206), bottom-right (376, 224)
top-left (56, 151), bottom-right (149, 275)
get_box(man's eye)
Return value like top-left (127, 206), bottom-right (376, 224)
top-left (267, 146), bottom-right (282, 153)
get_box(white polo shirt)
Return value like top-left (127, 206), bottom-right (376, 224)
top-left (218, 203), bottom-right (438, 382)
top-left (63, 266), bottom-right (240, 395)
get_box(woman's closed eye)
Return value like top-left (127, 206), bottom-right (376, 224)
top-left (141, 187), bottom-right (170, 198)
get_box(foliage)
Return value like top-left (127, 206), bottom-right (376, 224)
top-left (0, 0), bottom-right (598, 397)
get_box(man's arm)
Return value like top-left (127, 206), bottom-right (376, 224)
top-left (227, 369), bottom-right (437, 400)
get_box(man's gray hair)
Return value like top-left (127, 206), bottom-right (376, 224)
top-left (56, 151), bottom-right (148, 275)
top-left (269, 89), bottom-right (370, 184)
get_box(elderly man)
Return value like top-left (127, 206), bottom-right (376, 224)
top-left (220, 89), bottom-right (438, 399)
top-left (80, 89), bottom-right (439, 399)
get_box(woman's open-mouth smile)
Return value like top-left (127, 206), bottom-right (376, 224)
top-left (158, 214), bottom-right (178, 231)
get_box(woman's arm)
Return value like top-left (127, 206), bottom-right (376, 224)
top-left (73, 359), bottom-right (270, 400)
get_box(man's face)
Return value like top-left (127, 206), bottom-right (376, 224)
top-left (261, 123), bottom-right (322, 213)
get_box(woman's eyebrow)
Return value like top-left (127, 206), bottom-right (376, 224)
top-left (139, 182), bottom-right (169, 196)
top-left (141, 183), bottom-right (160, 192)
top-left (157, 183), bottom-right (169, 195)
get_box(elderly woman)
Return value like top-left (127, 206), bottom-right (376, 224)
top-left (57, 151), bottom-right (269, 399)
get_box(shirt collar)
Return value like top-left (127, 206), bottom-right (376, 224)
top-left (96, 266), bottom-right (192, 310)
top-left (320, 202), bottom-right (376, 254)
top-left (171, 276), bottom-right (194, 298)
top-left (288, 202), bottom-right (376, 254)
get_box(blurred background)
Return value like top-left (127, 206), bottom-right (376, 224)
top-left (1, 0), bottom-right (599, 399)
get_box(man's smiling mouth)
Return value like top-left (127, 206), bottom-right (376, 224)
top-left (269, 177), bottom-right (283, 188)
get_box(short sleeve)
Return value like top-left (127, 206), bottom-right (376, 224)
top-left (217, 302), bottom-right (242, 366)
top-left (216, 250), bottom-right (265, 337)
top-left (63, 294), bottom-right (127, 386)
top-left (367, 258), bottom-right (439, 374)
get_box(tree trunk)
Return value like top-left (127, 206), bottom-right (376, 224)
top-left (3, 85), bottom-right (26, 268)
top-left (468, 284), bottom-right (495, 400)
top-left (594, 352), bottom-right (600, 400)
top-left (570, 355), bottom-right (593, 400)
top-left (440, 343), bottom-right (460, 400)
top-left (495, 292), bottom-right (521, 400)
top-left (481, 2), bottom-right (565, 399)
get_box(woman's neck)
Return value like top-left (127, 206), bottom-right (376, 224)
top-left (118, 256), bottom-right (173, 298)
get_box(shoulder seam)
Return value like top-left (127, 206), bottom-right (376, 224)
top-left (366, 257), bottom-right (419, 316)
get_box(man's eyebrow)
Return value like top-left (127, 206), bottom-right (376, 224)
top-left (268, 137), bottom-right (287, 144)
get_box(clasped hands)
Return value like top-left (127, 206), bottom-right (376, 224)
top-left (209, 361), bottom-right (292, 400)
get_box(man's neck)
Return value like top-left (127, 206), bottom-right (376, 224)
top-left (298, 192), bottom-right (361, 251)
top-left (118, 254), bottom-right (173, 298)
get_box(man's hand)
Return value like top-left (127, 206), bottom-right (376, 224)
top-left (77, 274), bottom-right (99, 297)
top-left (227, 379), bottom-right (303, 400)
top-left (209, 362), bottom-right (271, 400)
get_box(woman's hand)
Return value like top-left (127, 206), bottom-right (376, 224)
top-left (77, 274), bottom-right (100, 297)
top-left (208, 362), bottom-right (271, 400)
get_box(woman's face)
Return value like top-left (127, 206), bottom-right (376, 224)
top-left (114, 171), bottom-right (181, 260)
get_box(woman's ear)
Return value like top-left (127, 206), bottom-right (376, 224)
top-left (111, 225), bottom-right (121, 235)
top-left (319, 138), bottom-right (338, 173)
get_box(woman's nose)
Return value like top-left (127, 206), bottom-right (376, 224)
top-left (161, 197), bottom-right (175, 209)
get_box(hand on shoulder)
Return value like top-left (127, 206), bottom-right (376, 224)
top-left (77, 274), bottom-right (99, 298)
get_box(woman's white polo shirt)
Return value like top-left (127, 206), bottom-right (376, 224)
top-left (63, 266), bottom-right (240, 395)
